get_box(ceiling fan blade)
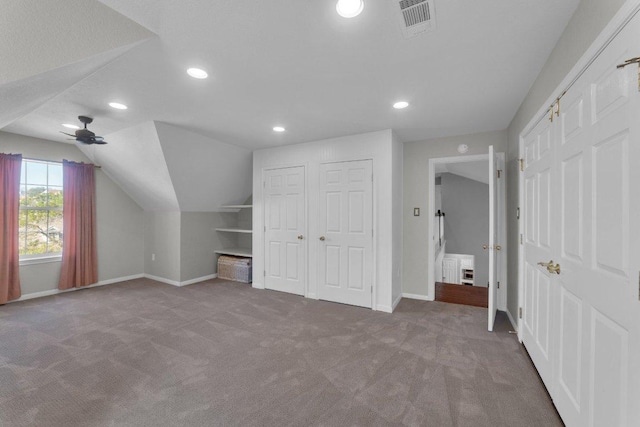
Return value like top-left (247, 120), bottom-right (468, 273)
top-left (60, 131), bottom-right (76, 137)
top-left (93, 139), bottom-right (108, 145)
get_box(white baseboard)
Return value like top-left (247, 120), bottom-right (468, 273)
top-left (391, 293), bottom-right (403, 311)
top-left (252, 281), bottom-right (265, 290)
top-left (98, 274), bottom-right (144, 286)
top-left (180, 274), bottom-right (217, 286)
top-left (13, 273), bottom-right (145, 303)
top-left (143, 273), bottom-right (217, 287)
top-left (402, 292), bottom-right (433, 301)
top-left (143, 274), bottom-right (181, 287)
top-left (376, 304), bottom-right (393, 313)
top-left (506, 308), bottom-right (518, 332)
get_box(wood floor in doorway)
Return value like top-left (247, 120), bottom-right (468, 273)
top-left (436, 281), bottom-right (488, 308)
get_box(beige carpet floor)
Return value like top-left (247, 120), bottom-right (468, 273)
top-left (0, 278), bottom-right (562, 426)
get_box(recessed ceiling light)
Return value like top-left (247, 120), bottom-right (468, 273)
top-left (109, 102), bottom-right (128, 110)
top-left (62, 123), bottom-right (80, 129)
top-left (273, 126), bottom-right (286, 132)
top-left (393, 101), bottom-right (409, 109)
top-left (336, 0), bottom-right (364, 18)
top-left (187, 68), bottom-right (208, 79)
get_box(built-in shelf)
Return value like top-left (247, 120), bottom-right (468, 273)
top-left (216, 227), bottom-right (252, 234)
top-left (214, 247), bottom-right (252, 258)
top-left (220, 205), bottom-right (253, 209)
top-left (216, 202), bottom-right (252, 262)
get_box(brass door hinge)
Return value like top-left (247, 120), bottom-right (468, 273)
top-left (617, 57), bottom-right (640, 91)
top-left (520, 234), bottom-right (523, 245)
top-left (497, 169), bottom-right (502, 178)
top-left (497, 281), bottom-right (500, 289)
top-left (519, 158), bottom-right (524, 172)
top-left (519, 307), bottom-right (523, 319)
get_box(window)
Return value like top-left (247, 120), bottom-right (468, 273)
top-left (18, 160), bottom-right (63, 258)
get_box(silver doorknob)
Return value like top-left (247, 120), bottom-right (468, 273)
top-left (482, 245), bottom-right (488, 250)
top-left (297, 235), bottom-right (304, 240)
top-left (495, 245), bottom-right (502, 251)
top-left (319, 236), bottom-right (325, 241)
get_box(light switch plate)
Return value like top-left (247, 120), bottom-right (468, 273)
top-left (414, 208), bottom-right (420, 216)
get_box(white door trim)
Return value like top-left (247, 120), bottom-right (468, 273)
top-left (427, 152), bottom-right (507, 310)
top-left (516, 0), bottom-right (640, 342)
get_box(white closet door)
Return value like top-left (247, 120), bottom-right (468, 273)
top-left (318, 160), bottom-right (373, 308)
top-left (488, 145), bottom-right (499, 331)
top-left (522, 114), bottom-right (558, 397)
top-left (264, 166), bottom-right (306, 296)
top-left (522, 11), bottom-right (640, 425)
top-left (551, 14), bottom-right (640, 426)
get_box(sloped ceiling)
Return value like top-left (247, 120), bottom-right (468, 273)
top-left (0, 0), bottom-right (582, 212)
top-left (2, 0), bottom-right (580, 148)
top-left (0, 0), bottom-right (154, 131)
top-left (444, 161), bottom-right (490, 185)
top-left (79, 121), bottom-right (252, 211)
top-left (79, 121), bottom-right (179, 211)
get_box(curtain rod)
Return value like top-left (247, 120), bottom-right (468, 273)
top-left (23, 157), bottom-right (101, 169)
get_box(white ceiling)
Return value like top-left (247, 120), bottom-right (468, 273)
top-left (1, 0), bottom-right (580, 150)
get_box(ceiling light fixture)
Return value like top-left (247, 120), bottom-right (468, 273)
top-left (336, 0), bottom-right (364, 18)
top-left (109, 102), bottom-right (128, 110)
top-left (62, 123), bottom-right (80, 130)
top-left (393, 101), bottom-right (409, 109)
top-left (187, 68), bottom-right (208, 79)
top-left (273, 126), bottom-right (286, 132)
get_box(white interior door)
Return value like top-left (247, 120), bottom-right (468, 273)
top-left (521, 112), bottom-right (558, 398)
top-left (318, 160), bottom-right (373, 308)
top-left (264, 166), bottom-right (306, 296)
top-left (487, 146), bottom-right (499, 331)
top-left (522, 12), bottom-right (640, 425)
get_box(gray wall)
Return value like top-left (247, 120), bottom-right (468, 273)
top-left (403, 129), bottom-right (507, 297)
top-left (391, 132), bottom-right (404, 305)
top-left (180, 212), bottom-right (239, 282)
top-left (440, 173), bottom-right (489, 287)
top-left (0, 131), bottom-right (144, 295)
top-left (144, 211), bottom-right (181, 283)
top-left (505, 0), bottom-right (626, 319)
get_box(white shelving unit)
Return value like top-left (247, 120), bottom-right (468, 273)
top-left (216, 204), bottom-right (253, 258)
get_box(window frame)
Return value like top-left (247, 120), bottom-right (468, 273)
top-left (18, 159), bottom-right (64, 263)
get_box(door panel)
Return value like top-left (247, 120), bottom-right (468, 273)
top-left (521, 116), bottom-right (557, 393)
top-left (487, 146), bottom-right (499, 331)
top-left (318, 160), bottom-right (373, 308)
top-left (522, 11), bottom-right (640, 425)
top-left (264, 166), bottom-right (305, 296)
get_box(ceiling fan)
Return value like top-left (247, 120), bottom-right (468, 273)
top-left (60, 116), bottom-right (108, 145)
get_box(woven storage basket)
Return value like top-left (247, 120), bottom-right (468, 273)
top-left (218, 255), bottom-right (252, 283)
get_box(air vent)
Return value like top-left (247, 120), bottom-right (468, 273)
top-left (394, 0), bottom-right (436, 39)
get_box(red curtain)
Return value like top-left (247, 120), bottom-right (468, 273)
top-left (0, 153), bottom-right (22, 304)
top-left (59, 160), bottom-right (97, 290)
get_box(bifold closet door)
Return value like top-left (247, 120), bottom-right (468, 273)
top-left (521, 11), bottom-right (640, 426)
top-left (318, 160), bottom-right (373, 308)
top-left (264, 166), bottom-right (306, 296)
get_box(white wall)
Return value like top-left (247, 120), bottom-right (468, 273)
top-left (0, 131), bottom-right (144, 296)
top-left (403, 129), bottom-right (507, 299)
top-left (252, 129), bottom-right (401, 312)
top-left (505, 0), bottom-right (627, 319)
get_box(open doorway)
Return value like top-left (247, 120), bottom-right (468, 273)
top-left (428, 149), bottom-right (506, 330)
top-left (434, 160), bottom-right (490, 307)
